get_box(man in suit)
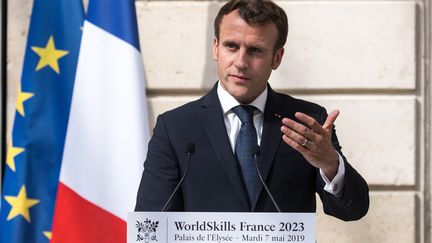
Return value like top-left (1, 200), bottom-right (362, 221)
top-left (135, 0), bottom-right (369, 221)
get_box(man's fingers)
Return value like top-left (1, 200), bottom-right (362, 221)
top-left (283, 109), bottom-right (340, 137)
top-left (282, 134), bottom-right (308, 154)
top-left (281, 125), bottom-right (309, 146)
top-left (281, 118), bottom-right (317, 140)
top-left (323, 109), bottom-right (340, 130)
top-left (294, 112), bottom-right (325, 134)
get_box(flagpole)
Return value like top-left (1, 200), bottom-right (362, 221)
top-left (0, 0), bottom-right (7, 185)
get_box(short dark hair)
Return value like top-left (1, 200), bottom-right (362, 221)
top-left (214, 0), bottom-right (289, 50)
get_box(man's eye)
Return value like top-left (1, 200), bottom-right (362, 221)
top-left (250, 48), bottom-right (262, 53)
top-left (225, 43), bottom-right (237, 50)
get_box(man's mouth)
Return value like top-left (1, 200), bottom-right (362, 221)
top-left (230, 74), bottom-right (250, 83)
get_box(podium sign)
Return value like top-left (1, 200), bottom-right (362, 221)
top-left (128, 212), bottom-right (315, 243)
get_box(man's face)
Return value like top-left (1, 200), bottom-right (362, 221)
top-left (213, 9), bottom-right (284, 104)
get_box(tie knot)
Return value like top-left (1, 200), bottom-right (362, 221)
top-left (232, 105), bottom-right (256, 123)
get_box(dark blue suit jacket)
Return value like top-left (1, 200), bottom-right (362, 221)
top-left (135, 84), bottom-right (369, 221)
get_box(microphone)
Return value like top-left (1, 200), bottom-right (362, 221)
top-left (251, 144), bottom-right (281, 212)
top-left (161, 142), bottom-right (195, 211)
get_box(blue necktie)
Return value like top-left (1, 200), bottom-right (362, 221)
top-left (233, 105), bottom-right (259, 203)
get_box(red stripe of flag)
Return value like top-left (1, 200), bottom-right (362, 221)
top-left (51, 183), bottom-right (126, 243)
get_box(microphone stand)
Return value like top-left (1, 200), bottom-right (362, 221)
top-left (161, 143), bottom-right (195, 211)
top-left (252, 145), bottom-right (281, 213)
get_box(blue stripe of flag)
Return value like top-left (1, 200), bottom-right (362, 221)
top-left (87, 0), bottom-right (141, 50)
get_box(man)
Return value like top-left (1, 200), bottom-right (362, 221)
top-left (135, 0), bottom-right (369, 221)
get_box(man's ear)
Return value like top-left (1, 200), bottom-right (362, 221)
top-left (212, 37), bottom-right (219, 61)
top-left (271, 47), bottom-right (284, 70)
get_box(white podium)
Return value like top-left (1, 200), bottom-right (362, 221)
top-left (128, 212), bottom-right (315, 243)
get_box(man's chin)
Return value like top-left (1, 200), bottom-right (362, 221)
top-left (231, 91), bottom-right (255, 104)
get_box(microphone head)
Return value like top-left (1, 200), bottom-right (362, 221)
top-left (250, 144), bottom-right (261, 156)
top-left (185, 142), bottom-right (195, 154)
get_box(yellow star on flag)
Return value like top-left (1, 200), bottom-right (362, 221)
top-left (16, 88), bottom-right (34, 116)
top-left (4, 185), bottom-right (39, 222)
top-left (43, 231), bottom-right (52, 239)
top-left (31, 36), bottom-right (69, 74)
top-left (6, 142), bottom-right (25, 172)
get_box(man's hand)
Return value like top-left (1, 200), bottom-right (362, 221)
top-left (280, 110), bottom-right (340, 180)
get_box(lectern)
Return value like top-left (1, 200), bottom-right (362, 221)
top-left (128, 212), bottom-right (315, 243)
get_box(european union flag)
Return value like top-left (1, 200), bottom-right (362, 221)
top-left (0, 0), bottom-right (84, 242)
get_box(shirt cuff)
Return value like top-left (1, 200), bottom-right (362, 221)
top-left (320, 152), bottom-right (345, 198)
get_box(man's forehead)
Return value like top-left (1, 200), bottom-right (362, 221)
top-left (219, 15), bottom-right (277, 43)
top-left (220, 9), bottom-right (275, 28)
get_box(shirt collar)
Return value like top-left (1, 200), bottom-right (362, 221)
top-left (217, 81), bottom-right (267, 114)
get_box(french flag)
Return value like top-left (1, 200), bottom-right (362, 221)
top-left (51, 0), bottom-right (149, 242)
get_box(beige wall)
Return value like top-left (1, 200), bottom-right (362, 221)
top-left (7, 0), bottom-right (431, 242)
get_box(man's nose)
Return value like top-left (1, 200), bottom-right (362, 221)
top-left (234, 49), bottom-right (249, 69)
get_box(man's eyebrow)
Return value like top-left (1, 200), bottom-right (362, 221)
top-left (248, 43), bottom-right (265, 48)
top-left (247, 43), bottom-right (268, 51)
top-left (222, 40), bottom-right (237, 45)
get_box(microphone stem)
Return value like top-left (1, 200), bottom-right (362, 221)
top-left (255, 154), bottom-right (281, 213)
top-left (161, 151), bottom-right (192, 211)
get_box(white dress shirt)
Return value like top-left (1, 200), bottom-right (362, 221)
top-left (216, 82), bottom-right (345, 197)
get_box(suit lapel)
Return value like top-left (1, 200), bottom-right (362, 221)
top-left (198, 86), bottom-right (250, 210)
top-left (252, 87), bottom-right (297, 210)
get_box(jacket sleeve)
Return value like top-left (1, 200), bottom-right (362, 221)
top-left (135, 114), bottom-right (184, 211)
top-left (315, 108), bottom-right (370, 221)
